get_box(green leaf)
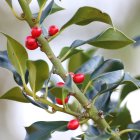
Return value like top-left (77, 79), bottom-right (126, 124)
top-left (107, 106), bottom-right (132, 130)
top-left (120, 76), bottom-right (140, 102)
top-left (0, 87), bottom-right (29, 103)
top-left (91, 59), bottom-right (124, 79)
top-left (1, 33), bottom-right (28, 82)
top-left (75, 56), bottom-right (104, 74)
top-left (61, 6), bottom-right (113, 30)
top-left (27, 60), bottom-right (49, 92)
top-left (37, 0), bottom-right (47, 8)
top-left (25, 121), bottom-right (68, 140)
top-left (68, 52), bottom-right (90, 72)
top-left (88, 28), bottom-right (134, 49)
top-left (40, 0), bottom-right (54, 24)
top-left (50, 2), bottom-right (64, 14)
top-left (0, 50), bottom-right (29, 86)
top-left (59, 47), bottom-right (83, 61)
top-left (70, 28), bottom-right (134, 49)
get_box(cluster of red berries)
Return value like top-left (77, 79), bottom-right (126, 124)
top-left (54, 73), bottom-right (85, 130)
top-left (25, 25), bottom-right (59, 50)
top-left (55, 73), bottom-right (85, 105)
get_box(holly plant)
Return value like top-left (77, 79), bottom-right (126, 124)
top-left (1, 0), bottom-right (140, 140)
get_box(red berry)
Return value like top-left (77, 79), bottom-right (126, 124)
top-left (56, 82), bottom-right (65, 87)
top-left (73, 73), bottom-right (85, 84)
top-left (26, 36), bottom-right (36, 45)
top-left (67, 119), bottom-right (79, 130)
top-left (31, 27), bottom-right (42, 38)
top-left (25, 36), bottom-right (38, 50)
top-left (48, 25), bottom-right (59, 36)
top-left (69, 72), bottom-right (75, 78)
top-left (55, 96), bottom-right (69, 105)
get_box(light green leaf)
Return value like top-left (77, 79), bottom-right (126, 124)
top-left (61, 6), bottom-right (113, 30)
top-left (27, 60), bottom-right (49, 92)
top-left (59, 47), bottom-right (83, 61)
top-left (70, 28), bottom-right (134, 49)
top-left (50, 2), bottom-right (64, 14)
top-left (1, 33), bottom-right (28, 82)
top-left (0, 87), bottom-right (29, 103)
top-left (88, 28), bottom-right (134, 49)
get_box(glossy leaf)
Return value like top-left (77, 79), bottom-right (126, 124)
top-left (59, 47), bottom-right (83, 61)
top-left (128, 121), bottom-right (140, 140)
top-left (61, 6), bottom-right (113, 30)
top-left (120, 76), bottom-right (140, 102)
top-left (40, 0), bottom-right (54, 24)
top-left (25, 121), bottom-right (68, 140)
top-left (23, 92), bottom-right (48, 109)
top-left (70, 28), bottom-right (134, 49)
top-left (75, 56), bottom-right (104, 74)
top-left (27, 60), bottom-right (49, 92)
top-left (91, 59), bottom-right (124, 79)
top-left (0, 87), bottom-right (29, 103)
top-left (122, 73), bottom-right (140, 87)
top-left (37, 0), bottom-right (47, 8)
top-left (1, 33), bottom-right (28, 82)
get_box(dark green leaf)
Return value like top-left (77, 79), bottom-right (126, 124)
top-left (75, 56), bottom-right (104, 74)
top-left (108, 106), bottom-right (132, 130)
top-left (23, 92), bottom-right (48, 109)
top-left (61, 6), bottom-right (113, 30)
top-left (59, 47), bottom-right (83, 61)
top-left (91, 59), bottom-right (124, 79)
top-left (71, 28), bottom-right (134, 49)
top-left (37, 0), bottom-right (47, 8)
top-left (40, 0), bottom-right (54, 24)
top-left (128, 121), bottom-right (140, 140)
top-left (122, 73), bottom-right (140, 87)
top-left (50, 2), bottom-right (64, 14)
top-left (120, 75), bottom-right (140, 102)
top-left (25, 121), bottom-right (68, 140)
top-left (27, 60), bottom-right (49, 92)
top-left (1, 33), bottom-right (28, 82)
top-left (0, 87), bottom-right (29, 103)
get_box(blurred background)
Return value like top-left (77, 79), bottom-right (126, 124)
top-left (0, 0), bottom-right (140, 139)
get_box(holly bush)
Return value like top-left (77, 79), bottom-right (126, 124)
top-left (0, 0), bottom-right (140, 140)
